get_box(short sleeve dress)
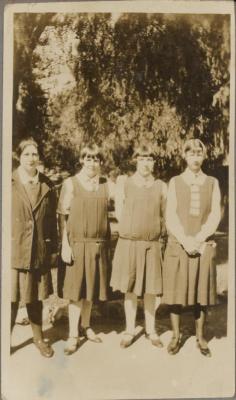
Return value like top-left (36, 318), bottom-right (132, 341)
top-left (57, 175), bottom-right (110, 302)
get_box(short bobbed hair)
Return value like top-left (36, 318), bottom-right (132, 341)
top-left (132, 143), bottom-right (156, 160)
top-left (80, 144), bottom-right (104, 163)
top-left (16, 137), bottom-right (40, 159)
top-left (182, 138), bottom-right (206, 157)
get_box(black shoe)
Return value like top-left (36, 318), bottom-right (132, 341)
top-left (81, 327), bottom-right (102, 343)
top-left (145, 332), bottom-right (164, 348)
top-left (33, 339), bottom-right (54, 358)
top-left (167, 336), bottom-right (181, 355)
top-left (16, 317), bottom-right (30, 326)
top-left (196, 339), bottom-right (212, 357)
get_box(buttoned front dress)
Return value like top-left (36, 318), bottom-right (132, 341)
top-left (58, 176), bottom-right (110, 302)
top-left (11, 170), bottom-right (57, 305)
top-left (163, 174), bottom-right (220, 306)
top-left (110, 177), bottom-right (166, 296)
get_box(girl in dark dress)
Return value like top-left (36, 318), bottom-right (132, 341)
top-left (57, 144), bottom-right (110, 355)
top-left (111, 143), bottom-right (167, 348)
top-left (11, 138), bottom-right (58, 357)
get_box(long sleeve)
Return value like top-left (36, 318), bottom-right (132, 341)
top-left (195, 178), bottom-right (221, 242)
top-left (166, 177), bottom-right (187, 246)
top-left (115, 175), bottom-right (127, 222)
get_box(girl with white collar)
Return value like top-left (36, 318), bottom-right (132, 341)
top-left (163, 138), bottom-right (221, 357)
top-left (111, 143), bottom-right (167, 348)
top-left (57, 144), bottom-right (110, 355)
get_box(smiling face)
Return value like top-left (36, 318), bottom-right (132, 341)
top-left (136, 155), bottom-right (154, 178)
top-left (185, 147), bottom-right (204, 173)
top-left (82, 153), bottom-right (101, 178)
top-left (20, 144), bottom-right (39, 175)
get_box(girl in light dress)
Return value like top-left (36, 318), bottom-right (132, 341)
top-left (163, 139), bottom-right (221, 357)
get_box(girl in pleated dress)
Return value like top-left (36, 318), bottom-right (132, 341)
top-left (111, 143), bottom-right (167, 348)
top-left (163, 139), bottom-right (221, 357)
top-left (57, 144), bottom-right (110, 355)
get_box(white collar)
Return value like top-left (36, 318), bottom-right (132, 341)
top-left (18, 166), bottom-right (39, 185)
top-left (76, 169), bottom-right (99, 191)
top-left (182, 168), bottom-right (206, 185)
top-left (76, 169), bottom-right (99, 183)
top-left (132, 172), bottom-right (154, 188)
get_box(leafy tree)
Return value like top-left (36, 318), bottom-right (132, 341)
top-left (13, 12), bottom-right (230, 179)
top-left (13, 13), bottom-right (55, 148)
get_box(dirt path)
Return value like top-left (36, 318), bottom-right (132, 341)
top-left (6, 300), bottom-right (234, 400)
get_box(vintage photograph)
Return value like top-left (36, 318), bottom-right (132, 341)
top-left (1, 1), bottom-right (235, 399)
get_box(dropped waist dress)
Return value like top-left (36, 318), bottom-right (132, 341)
top-left (163, 170), bottom-right (221, 306)
top-left (111, 175), bottom-right (166, 296)
top-left (58, 174), bottom-right (110, 302)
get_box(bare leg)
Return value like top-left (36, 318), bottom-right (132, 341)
top-left (81, 300), bottom-right (92, 328)
top-left (81, 300), bottom-right (102, 342)
top-left (124, 292), bottom-right (137, 334)
top-left (144, 293), bottom-right (156, 334)
top-left (68, 300), bottom-right (83, 338)
top-left (64, 300), bottom-right (82, 355)
top-left (120, 292), bottom-right (137, 348)
top-left (155, 295), bottom-right (162, 312)
top-left (144, 293), bottom-right (163, 347)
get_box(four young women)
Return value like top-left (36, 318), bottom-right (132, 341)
top-left (11, 138), bottom-right (221, 358)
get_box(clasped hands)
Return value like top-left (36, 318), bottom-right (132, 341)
top-left (183, 236), bottom-right (203, 256)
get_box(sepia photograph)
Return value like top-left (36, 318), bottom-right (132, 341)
top-left (1, 1), bottom-right (235, 399)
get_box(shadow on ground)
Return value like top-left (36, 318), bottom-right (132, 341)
top-left (12, 297), bottom-right (227, 355)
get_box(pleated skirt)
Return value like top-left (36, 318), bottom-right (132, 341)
top-left (11, 268), bottom-right (53, 305)
top-left (163, 241), bottom-right (217, 306)
top-left (110, 238), bottom-right (163, 296)
top-left (62, 241), bottom-right (108, 302)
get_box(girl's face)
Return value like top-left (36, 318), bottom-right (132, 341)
top-left (20, 145), bottom-right (39, 175)
top-left (185, 147), bottom-right (204, 173)
top-left (82, 153), bottom-right (101, 178)
top-left (136, 155), bottom-right (154, 178)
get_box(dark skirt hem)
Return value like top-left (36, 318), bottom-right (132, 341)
top-left (163, 242), bottom-right (217, 307)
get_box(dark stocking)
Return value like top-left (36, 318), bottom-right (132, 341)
top-left (11, 302), bottom-right (19, 332)
top-left (169, 305), bottom-right (182, 339)
top-left (26, 301), bottom-right (43, 342)
top-left (194, 304), bottom-right (207, 346)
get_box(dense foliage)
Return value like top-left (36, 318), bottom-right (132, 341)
top-left (13, 12), bottom-right (230, 179)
